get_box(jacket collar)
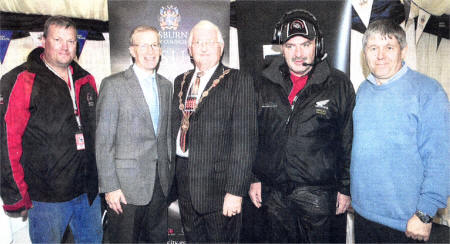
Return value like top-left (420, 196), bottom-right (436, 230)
top-left (262, 54), bottom-right (331, 90)
top-left (26, 47), bottom-right (89, 82)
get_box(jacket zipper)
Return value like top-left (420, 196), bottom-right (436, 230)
top-left (285, 95), bottom-right (299, 125)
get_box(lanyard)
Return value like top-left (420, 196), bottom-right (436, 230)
top-left (44, 63), bottom-right (82, 130)
top-left (67, 70), bottom-right (82, 130)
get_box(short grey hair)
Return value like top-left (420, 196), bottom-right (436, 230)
top-left (129, 25), bottom-right (160, 46)
top-left (187, 20), bottom-right (224, 48)
top-left (362, 19), bottom-right (407, 50)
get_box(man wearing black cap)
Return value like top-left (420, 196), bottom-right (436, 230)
top-left (249, 9), bottom-right (355, 243)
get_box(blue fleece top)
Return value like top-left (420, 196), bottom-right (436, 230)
top-left (351, 64), bottom-right (449, 232)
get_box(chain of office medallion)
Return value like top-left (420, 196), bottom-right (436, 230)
top-left (178, 69), bottom-right (231, 112)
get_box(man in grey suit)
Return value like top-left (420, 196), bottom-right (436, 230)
top-left (96, 25), bottom-right (173, 243)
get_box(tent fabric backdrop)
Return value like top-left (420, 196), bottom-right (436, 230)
top-left (0, 32), bottom-right (111, 90)
top-left (0, 0), bottom-right (108, 21)
top-left (416, 33), bottom-right (450, 96)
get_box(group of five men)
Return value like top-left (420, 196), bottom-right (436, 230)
top-left (1, 8), bottom-right (448, 244)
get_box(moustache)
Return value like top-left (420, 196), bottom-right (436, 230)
top-left (291, 57), bottom-right (307, 62)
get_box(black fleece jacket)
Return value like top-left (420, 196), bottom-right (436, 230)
top-left (253, 55), bottom-right (355, 196)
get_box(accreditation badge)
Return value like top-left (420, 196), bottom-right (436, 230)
top-left (75, 132), bottom-right (85, 150)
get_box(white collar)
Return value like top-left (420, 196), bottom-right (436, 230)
top-left (133, 64), bottom-right (155, 82)
top-left (194, 63), bottom-right (219, 80)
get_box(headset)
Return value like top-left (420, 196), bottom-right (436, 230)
top-left (273, 9), bottom-right (326, 62)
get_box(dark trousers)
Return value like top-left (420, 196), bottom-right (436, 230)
top-left (176, 156), bottom-right (241, 242)
top-left (240, 196), bottom-right (266, 243)
top-left (330, 212), bottom-right (347, 243)
top-left (263, 187), bottom-right (334, 243)
top-left (354, 211), bottom-right (420, 243)
top-left (103, 172), bottom-right (168, 243)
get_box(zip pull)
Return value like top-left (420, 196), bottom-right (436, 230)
top-left (286, 95), bottom-right (299, 125)
top-left (291, 95), bottom-right (299, 110)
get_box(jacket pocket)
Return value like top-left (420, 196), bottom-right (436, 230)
top-left (287, 187), bottom-right (335, 216)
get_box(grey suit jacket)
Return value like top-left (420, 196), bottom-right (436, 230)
top-left (96, 66), bottom-right (173, 205)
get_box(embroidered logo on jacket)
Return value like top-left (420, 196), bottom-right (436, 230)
top-left (315, 99), bottom-right (329, 116)
top-left (315, 99), bottom-right (329, 109)
top-left (87, 92), bottom-right (95, 107)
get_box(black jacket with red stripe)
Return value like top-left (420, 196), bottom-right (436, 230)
top-left (0, 47), bottom-right (98, 211)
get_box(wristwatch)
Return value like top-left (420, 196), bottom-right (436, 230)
top-left (415, 210), bottom-right (433, 223)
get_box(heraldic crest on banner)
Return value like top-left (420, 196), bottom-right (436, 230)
top-left (159, 5), bottom-right (181, 30)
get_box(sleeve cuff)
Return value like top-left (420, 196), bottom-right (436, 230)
top-left (225, 184), bottom-right (247, 197)
top-left (3, 192), bottom-right (32, 212)
top-left (249, 173), bottom-right (260, 184)
top-left (98, 175), bottom-right (120, 194)
top-left (338, 186), bottom-right (350, 197)
top-left (416, 197), bottom-right (439, 217)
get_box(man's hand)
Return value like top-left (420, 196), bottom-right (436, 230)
top-left (223, 193), bottom-right (242, 217)
top-left (405, 214), bottom-right (432, 241)
top-left (5, 208), bottom-right (29, 221)
top-left (336, 192), bottom-right (351, 215)
top-left (105, 189), bottom-right (127, 215)
top-left (20, 209), bottom-right (28, 221)
top-left (249, 182), bottom-right (262, 208)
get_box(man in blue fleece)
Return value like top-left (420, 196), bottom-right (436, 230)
top-left (351, 19), bottom-right (449, 243)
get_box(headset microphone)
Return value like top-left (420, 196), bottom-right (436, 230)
top-left (301, 53), bottom-right (328, 66)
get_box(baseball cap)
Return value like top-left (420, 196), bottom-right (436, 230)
top-left (280, 15), bottom-right (317, 43)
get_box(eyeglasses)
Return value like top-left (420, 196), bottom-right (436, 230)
top-left (191, 40), bottom-right (221, 48)
top-left (132, 43), bottom-right (160, 50)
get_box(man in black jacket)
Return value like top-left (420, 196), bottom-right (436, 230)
top-left (0, 16), bottom-right (101, 243)
top-left (249, 9), bottom-right (355, 243)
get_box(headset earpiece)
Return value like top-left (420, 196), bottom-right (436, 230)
top-left (272, 18), bottom-right (283, 44)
